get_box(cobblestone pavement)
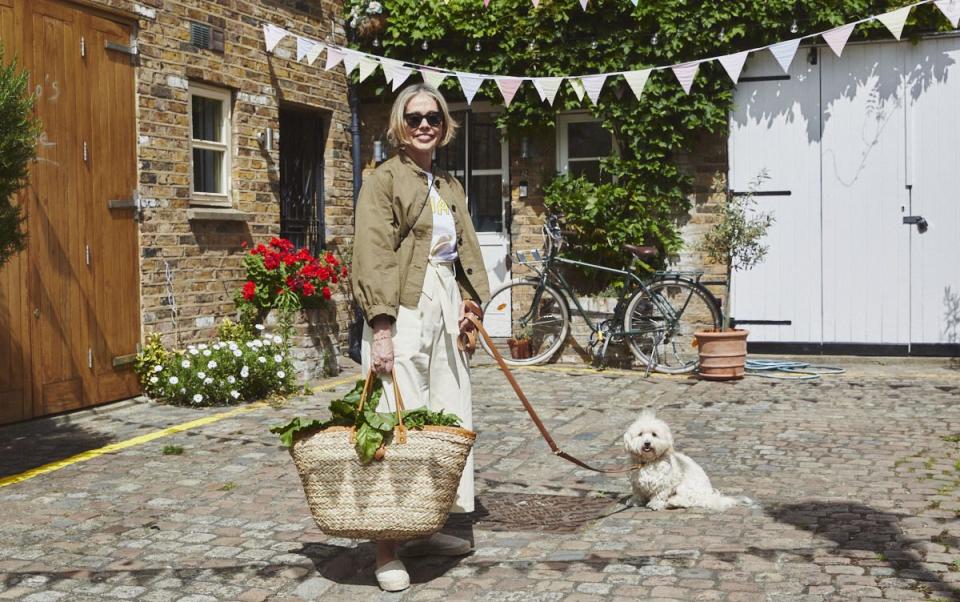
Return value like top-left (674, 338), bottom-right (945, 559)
top-left (1, 356), bottom-right (959, 601)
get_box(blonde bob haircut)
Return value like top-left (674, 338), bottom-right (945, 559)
top-left (386, 83), bottom-right (459, 149)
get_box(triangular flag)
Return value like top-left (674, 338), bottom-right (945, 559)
top-left (876, 6), bottom-right (911, 40)
top-left (769, 38), bottom-right (801, 74)
top-left (420, 68), bottom-right (448, 89)
top-left (263, 24), bottom-right (289, 53)
top-left (342, 50), bottom-right (362, 75)
top-left (935, 0), bottom-right (960, 27)
top-left (581, 74), bottom-right (606, 104)
top-left (306, 42), bottom-right (324, 65)
top-left (532, 77), bottom-right (563, 105)
top-left (623, 69), bottom-right (652, 100)
top-left (296, 36), bottom-right (315, 62)
top-left (579, 0), bottom-right (588, 10)
top-left (718, 51), bottom-right (749, 83)
top-left (630, 0), bottom-right (638, 5)
top-left (822, 23), bottom-right (855, 57)
top-left (495, 77), bottom-right (524, 106)
top-left (484, 0), bottom-right (491, 6)
top-left (456, 73), bottom-right (485, 105)
top-left (671, 61), bottom-right (700, 94)
top-left (531, 0), bottom-right (540, 7)
top-left (358, 56), bottom-right (379, 82)
top-left (569, 78), bottom-right (586, 101)
top-left (325, 47), bottom-right (343, 70)
top-left (381, 59), bottom-right (413, 90)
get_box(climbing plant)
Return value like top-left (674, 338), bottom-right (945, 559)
top-left (351, 0), bottom-right (945, 280)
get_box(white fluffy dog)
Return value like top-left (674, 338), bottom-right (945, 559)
top-left (623, 410), bottom-right (745, 511)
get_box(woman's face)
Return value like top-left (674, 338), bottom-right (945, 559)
top-left (403, 93), bottom-right (444, 156)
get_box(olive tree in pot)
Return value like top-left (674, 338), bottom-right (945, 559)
top-left (695, 172), bottom-right (774, 380)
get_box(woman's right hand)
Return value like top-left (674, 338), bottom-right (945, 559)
top-left (371, 317), bottom-right (394, 374)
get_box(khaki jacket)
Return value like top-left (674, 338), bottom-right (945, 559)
top-left (352, 153), bottom-right (491, 325)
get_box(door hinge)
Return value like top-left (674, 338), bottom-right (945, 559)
top-left (105, 40), bottom-right (138, 56)
top-left (85, 244), bottom-right (90, 266)
top-left (88, 348), bottom-right (93, 369)
top-left (80, 36), bottom-right (86, 57)
top-left (107, 189), bottom-right (141, 221)
top-left (112, 354), bottom-right (137, 367)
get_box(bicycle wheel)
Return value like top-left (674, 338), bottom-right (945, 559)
top-left (623, 278), bottom-right (721, 374)
top-left (480, 280), bottom-right (570, 366)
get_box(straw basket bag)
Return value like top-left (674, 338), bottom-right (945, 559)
top-left (289, 371), bottom-right (475, 540)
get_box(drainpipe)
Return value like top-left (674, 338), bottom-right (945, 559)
top-left (347, 28), bottom-right (362, 208)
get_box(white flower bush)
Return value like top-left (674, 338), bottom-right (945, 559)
top-left (135, 320), bottom-right (297, 406)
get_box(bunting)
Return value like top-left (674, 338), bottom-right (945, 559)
top-left (581, 74), bottom-right (607, 104)
top-left (876, 6), bottom-right (912, 40)
top-left (672, 62), bottom-right (699, 94)
top-left (532, 77), bottom-right (564, 105)
top-left (822, 23), bottom-right (855, 57)
top-left (495, 77), bottom-right (524, 106)
top-left (262, 0), bottom-right (953, 109)
top-left (717, 51), bottom-right (749, 83)
top-left (935, 0), bottom-right (960, 26)
top-left (622, 69), bottom-right (652, 100)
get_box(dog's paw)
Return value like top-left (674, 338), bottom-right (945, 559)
top-left (647, 499), bottom-right (668, 511)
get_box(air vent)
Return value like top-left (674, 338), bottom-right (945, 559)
top-left (189, 22), bottom-right (224, 52)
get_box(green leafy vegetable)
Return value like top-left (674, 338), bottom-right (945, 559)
top-left (270, 377), bottom-right (464, 464)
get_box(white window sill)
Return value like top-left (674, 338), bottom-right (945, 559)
top-left (186, 207), bottom-right (248, 222)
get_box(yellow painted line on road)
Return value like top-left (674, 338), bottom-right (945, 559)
top-left (0, 373), bottom-right (361, 490)
top-left (0, 402), bottom-right (266, 489)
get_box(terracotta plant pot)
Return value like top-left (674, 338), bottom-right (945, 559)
top-left (694, 329), bottom-right (749, 381)
top-left (507, 338), bottom-right (531, 359)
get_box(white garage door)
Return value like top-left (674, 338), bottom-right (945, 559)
top-left (730, 37), bottom-right (960, 354)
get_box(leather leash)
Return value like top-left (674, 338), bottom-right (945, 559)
top-left (460, 300), bottom-right (643, 474)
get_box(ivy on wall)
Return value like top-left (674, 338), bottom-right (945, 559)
top-left (350, 0), bottom-right (944, 278)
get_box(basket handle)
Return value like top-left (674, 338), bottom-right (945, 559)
top-left (354, 369), bottom-right (408, 445)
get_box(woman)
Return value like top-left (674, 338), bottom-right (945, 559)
top-left (351, 83), bottom-right (490, 592)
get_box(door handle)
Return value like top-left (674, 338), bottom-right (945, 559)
top-left (902, 215), bottom-right (928, 234)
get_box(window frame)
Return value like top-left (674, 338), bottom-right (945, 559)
top-left (188, 82), bottom-right (233, 207)
top-left (556, 112), bottom-right (618, 183)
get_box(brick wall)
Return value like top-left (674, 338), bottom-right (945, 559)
top-left (88, 0), bottom-right (354, 352)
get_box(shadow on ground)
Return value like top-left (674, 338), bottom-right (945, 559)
top-left (0, 421), bottom-right (115, 478)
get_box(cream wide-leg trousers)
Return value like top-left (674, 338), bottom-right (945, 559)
top-left (361, 260), bottom-right (474, 513)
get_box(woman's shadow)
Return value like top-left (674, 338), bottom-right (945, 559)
top-left (293, 515), bottom-right (476, 587)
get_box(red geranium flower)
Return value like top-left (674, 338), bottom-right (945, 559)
top-left (242, 281), bottom-right (256, 301)
top-left (322, 286), bottom-right (332, 300)
top-left (264, 252), bottom-right (281, 270)
top-left (302, 282), bottom-right (316, 296)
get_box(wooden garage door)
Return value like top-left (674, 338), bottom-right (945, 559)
top-left (0, 0), bottom-right (139, 424)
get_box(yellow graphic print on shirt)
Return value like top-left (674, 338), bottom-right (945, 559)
top-left (431, 193), bottom-right (451, 216)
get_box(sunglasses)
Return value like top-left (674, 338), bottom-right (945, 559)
top-left (403, 111), bottom-right (444, 129)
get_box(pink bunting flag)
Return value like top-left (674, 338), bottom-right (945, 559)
top-left (822, 23), bottom-right (855, 57)
top-left (531, 0), bottom-right (540, 8)
top-left (768, 38), bottom-right (801, 74)
top-left (581, 74), bottom-right (606, 104)
top-left (495, 77), bottom-right (524, 106)
top-left (263, 24), bottom-right (289, 53)
top-left (623, 69), bottom-right (651, 100)
top-left (342, 50), bottom-right (362, 75)
top-left (568, 78), bottom-right (586, 102)
top-left (484, 0), bottom-right (491, 6)
top-left (381, 59), bottom-right (413, 91)
top-left (532, 77), bottom-right (563, 105)
top-left (456, 73), bottom-right (485, 105)
top-left (671, 61), bottom-right (700, 94)
top-left (296, 36), bottom-right (315, 62)
top-left (718, 51), bottom-right (749, 83)
top-left (324, 47), bottom-right (343, 71)
top-left (579, 0), bottom-right (589, 10)
top-left (420, 68), bottom-right (448, 89)
top-left (876, 6), bottom-right (911, 40)
top-left (358, 56), bottom-right (379, 83)
top-left (306, 42), bottom-right (324, 65)
top-left (935, 0), bottom-right (960, 27)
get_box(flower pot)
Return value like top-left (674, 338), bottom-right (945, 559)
top-left (694, 329), bottom-right (749, 381)
top-left (507, 338), bottom-right (531, 360)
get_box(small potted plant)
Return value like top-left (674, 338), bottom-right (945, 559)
top-left (507, 323), bottom-right (534, 360)
top-left (695, 172), bottom-right (774, 380)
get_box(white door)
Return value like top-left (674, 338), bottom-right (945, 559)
top-left (908, 37), bottom-right (960, 352)
top-left (728, 48), bottom-right (823, 344)
top-left (436, 105), bottom-right (511, 333)
top-left (730, 37), bottom-right (960, 354)
top-left (819, 42), bottom-right (910, 346)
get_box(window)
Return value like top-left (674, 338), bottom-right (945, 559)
top-left (556, 113), bottom-right (615, 184)
top-left (189, 83), bottom-right (232, 206)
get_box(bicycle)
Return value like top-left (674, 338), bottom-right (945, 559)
top-left (480, 215), bottom-right (722, 374)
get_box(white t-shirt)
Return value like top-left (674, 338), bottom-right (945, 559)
top-left (426, 173), bottom-right (458, 262)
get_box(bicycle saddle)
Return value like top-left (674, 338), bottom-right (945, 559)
top-left (623, 244), bottom-right (659, 259)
